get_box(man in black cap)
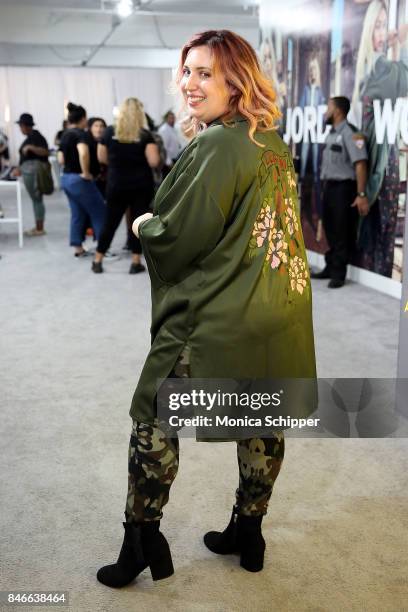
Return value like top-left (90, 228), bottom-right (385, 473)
top-left (13, 113), bottom-right (49, 236)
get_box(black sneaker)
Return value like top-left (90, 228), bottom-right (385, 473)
top-left (92, 261), bottom-right (103, 274)
top-left (129, 262), bottom-right (145, 274)
top-left (75, 249), bottom-right (91, 258)
top-left (328, 279), bottom-right (344, 289)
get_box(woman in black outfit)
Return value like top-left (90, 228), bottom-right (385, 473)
top-left (87, 117), bottom-right (107, 197)
top-left (92, 98), bottom-right (160, 274)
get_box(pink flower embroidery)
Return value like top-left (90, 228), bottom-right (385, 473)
top-left (267, 227), bottom-right (288, 269)
top-left (289, 256), bottom-right (308, 294)
top-left (252, 205), bottom-right (276, 248)
top-left (284, 198), bottom-right (299, 236)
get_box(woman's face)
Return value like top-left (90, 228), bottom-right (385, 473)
top-left (90, 120), bottom-right (106, 140)
top-left (180, 45), bottom-right (231, 124)
top-left (372, 7), bottom-right (387, 53)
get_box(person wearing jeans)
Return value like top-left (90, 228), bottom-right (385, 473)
top-left (61, 173), bottom-right (105, 249)
top-left (58, 102), bottom-right (106, 257)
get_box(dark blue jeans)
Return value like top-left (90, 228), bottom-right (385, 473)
top-left (61, 173), bottom-right (106, 247)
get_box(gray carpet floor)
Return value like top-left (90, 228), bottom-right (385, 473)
top-left (0, 186), bottom-right (407, 612)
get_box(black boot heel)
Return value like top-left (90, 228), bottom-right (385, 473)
top-left (240, 541), bottom-right (265, 572)
top-left (149, 541), bottom-right (174, 581)
top-left (237, 514), bottom-right (265, 573)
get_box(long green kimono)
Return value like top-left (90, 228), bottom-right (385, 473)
top-left (130, 116), bottom-right (316, 431)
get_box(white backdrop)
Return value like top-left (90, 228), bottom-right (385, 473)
top-left (0, 66), bottom-right (174, 162)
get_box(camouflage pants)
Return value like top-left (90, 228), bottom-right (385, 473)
top-left (125, 347), bottom-right (285, 522)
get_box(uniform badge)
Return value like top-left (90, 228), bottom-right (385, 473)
top-left (352, 133), bottom-right (365, 149)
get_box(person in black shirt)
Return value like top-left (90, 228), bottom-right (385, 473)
top-left (13, 113), bottom-right (49, 236)
top-left (58, 103), bottom-right (106, 257)
top-left (92, 98), bottom-right (160, 274)
top-left (87, 117), bottom-right (107, 197)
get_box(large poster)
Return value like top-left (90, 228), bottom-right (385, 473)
top-left (260, 0), bottom-right (408, 282)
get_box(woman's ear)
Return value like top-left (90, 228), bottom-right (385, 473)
top-left (228, 84), bottom-right (240, 97)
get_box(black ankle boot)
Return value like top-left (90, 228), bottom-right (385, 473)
top-left (203, 507), bottom-right (266, 572)
top-left (97, 519), bottom-right (174, 588)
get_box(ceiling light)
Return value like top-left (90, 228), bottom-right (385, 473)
top-left (117, 0), bottom-right (133, 18)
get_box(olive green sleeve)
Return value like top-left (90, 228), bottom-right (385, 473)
top-left (139, 172), bottom-right (226, 286)
top-left (139, 132), bottom-right (237, 285)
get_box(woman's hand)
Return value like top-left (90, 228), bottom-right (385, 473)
top-left (132, 212), bottom-right (153, 238)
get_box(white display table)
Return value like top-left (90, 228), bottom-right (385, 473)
top-left (0, 179), bottom-right (23, 248)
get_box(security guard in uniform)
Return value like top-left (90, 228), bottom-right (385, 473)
top-left (312, 96), bottom-right (369, 288)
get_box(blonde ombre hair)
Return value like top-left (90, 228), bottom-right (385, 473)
top-left (352, 0), bottom-right (388, 108)
top-left (176, 30), bottom-right (282, 148)
top-left (115, 97), bottom-right (147, 143)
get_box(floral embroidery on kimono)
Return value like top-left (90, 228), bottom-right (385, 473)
top-left (248, 151), bottom-right (310, 299)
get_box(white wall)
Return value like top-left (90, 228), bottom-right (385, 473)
top-left (0, 65), bottom-right (174, 162)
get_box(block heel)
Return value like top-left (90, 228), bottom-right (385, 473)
top-left (240, 543), bottom-right (265, 572)
top-left (149, 546), bottom-right (174, 581)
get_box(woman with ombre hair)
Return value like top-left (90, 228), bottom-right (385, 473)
top-left (97, 30), bottom-right (316, 587)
